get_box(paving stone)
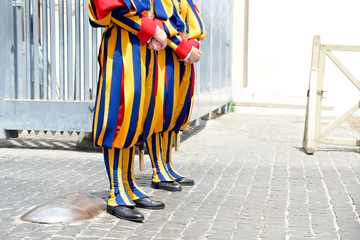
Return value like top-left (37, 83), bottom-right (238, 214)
top-left (126, 236), bottom-right (153, 240)
top-left (1, 109), bottom-right (360, 239)
top-left (104, 229), bottom-right (137, 239)
top-left (76, 237), bottom-right (102, 240)
top-left (77, 228), bottom-right (109, 238)
top-left (26, 230), bottom-right (56, 238)
top-left (51, 237), bottom-right (75, 240)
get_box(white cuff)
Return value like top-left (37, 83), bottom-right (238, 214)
top-left (184, 46), bottom-right (194, 61)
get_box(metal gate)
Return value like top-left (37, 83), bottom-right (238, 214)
top-left (0, 0), bottom-right (234, 139)
top-left (0, 0), bottom-right (100, 138)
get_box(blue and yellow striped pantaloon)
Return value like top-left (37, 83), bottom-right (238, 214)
top-left (146, 47), bottom-right (195, 182)
top-left (93, 25), bottom-right (157, 206)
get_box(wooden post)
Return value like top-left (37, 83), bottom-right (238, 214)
top-left (139, 144), bottom-right (144, 171)
top-left (175, 133), bottom-right (180, 151)
top-left (303, 35), bottom-right (325, 154)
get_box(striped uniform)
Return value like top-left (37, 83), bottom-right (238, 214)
top-left (89, 0), bottom-right (170, 206)
top-left (146, 0), bottom-right (206, 183)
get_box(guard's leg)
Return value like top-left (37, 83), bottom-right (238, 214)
top-left (122, 147), bottom-right (165, 209)
top-left (161, 131), bottom-right (185, 179)
top-left (146, 133), bottom-right (182, 191)
top-left (121, 146), bottom-right (149, 200)
top-left (103, 147), bottom-right (135, 206)
top-left (102, 147), bottom-right (144, 222)
top-left (161, 131), bottom-right (194, 186)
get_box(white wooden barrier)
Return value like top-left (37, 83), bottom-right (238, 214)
top-left (303, 35), bottom-right (360, 154)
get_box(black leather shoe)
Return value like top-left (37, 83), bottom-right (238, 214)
top-left (133, 197), bottom-right (165, 210)
top-left (151, 181), bottom-right (182, 191)
top-left (106, 205), bottom-right (144, 222)
top-left (176, 177), bottom-right (195, 186)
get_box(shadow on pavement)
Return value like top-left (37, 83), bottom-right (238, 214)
top-left (0, 119), bottom-right (208, 152)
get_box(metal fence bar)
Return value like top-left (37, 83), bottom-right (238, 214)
top-left (222, 0), bottom-right (229, 107)
top-left (25, 0), bottom-right (31, 99)
top-left (216, 0), bottom-right (222, 112)
top-left (83, 0), bottom-right (90, 100)
top-left (192, 0), bottom-right (201, 124)
top-left (1, 1), bottom-right (14, 101)
top-left (14, 1), bottom-right (24, 99)
top-left (67, 0), bottom-right (74, 100)
top-left (75, 0), bottom-right (81, 100)
top-left (227, 0), bottom-right (233, 104)
top-left (221, 0), bottom-right (226, 109)
top-left (0, 0), bottom-right (14, 138)
top-left (32, 0), bottom-right (40, 99)
top-left (91, 28), bottom-right (98, 100)
top-left (228, 0), bottom-right (234, 89)
top-left (226, 0), bottom-right (231, 90)
top-left (59, 0), bottom-right (65, 100)
top-left (8, 4), bottom-right (16, 100)
top-left (49, 0), bottom-right (56, 100)
top-left (195, 61), bottom-right (201, 123)
top-left (42, 0), bottom-right (48, 100)
top-left (208, 0), bottom-right (213, 118)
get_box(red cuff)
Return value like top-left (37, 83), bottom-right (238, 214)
top-left (138, 17), bottom-right (157, 45)
top-left (188, 39), bottom-right (200, 49)
top-left (153, 19), bottom-right (164, 31)
top-left (175, 40), bottom-right (193, 60)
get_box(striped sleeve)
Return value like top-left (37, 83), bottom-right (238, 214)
top-left (186, 1), bottom-right (206, 40)
top-left (88, 0), bottom-right (157, 44)
top-left (111, 9), bottom-right (157, 44)
top-left (162, 0), bottom-right (200, 59)
top-left (88, 0), bottom-right (131, 26)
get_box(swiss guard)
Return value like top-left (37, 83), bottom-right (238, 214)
top-left (88, 0), bottom-right (205, 222)
top-left (145, 0), bottom-right (206, 191)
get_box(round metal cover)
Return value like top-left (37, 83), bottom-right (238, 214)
top-left (20, 192), bottom-right (106, 224)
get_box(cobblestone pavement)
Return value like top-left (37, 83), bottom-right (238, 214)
top-left (1, 107), bottom-right (360, 240)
